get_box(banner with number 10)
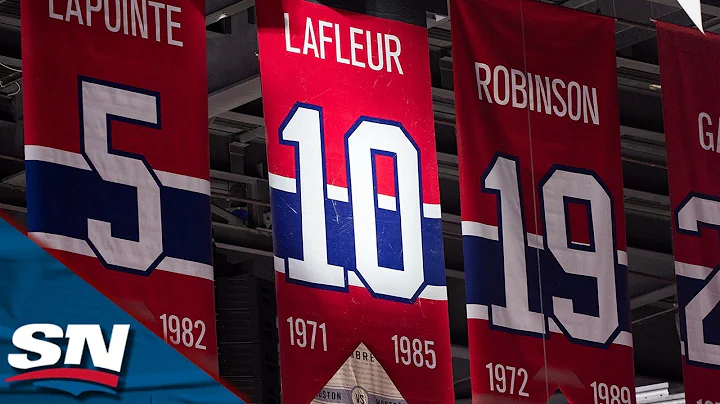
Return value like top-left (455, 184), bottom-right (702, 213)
top-left (257, 0), bottom-right (455, 402)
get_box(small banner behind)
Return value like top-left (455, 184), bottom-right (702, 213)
top-left (257, 0), bottom-right (455, 402)
top-left (657, 21), bottom-right (720, 404)
top-left (451, 0), bottom-right (635, 402)
top-left (21, 0), bottom-right (218, 374)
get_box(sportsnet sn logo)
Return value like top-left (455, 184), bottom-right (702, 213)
top-left (5, 324), bottom-right (130, 396)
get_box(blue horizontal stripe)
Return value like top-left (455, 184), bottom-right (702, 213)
top-left (463, 235), bottom-right (631, 333)
top-left (271, 189), bottom-right (446, 288)
top-left (25, 161), bottom-right (211, 266)
top-left (677, 274), bottom-right (720, 346)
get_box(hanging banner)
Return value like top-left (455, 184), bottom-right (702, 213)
top-left (21, 0), bottom-right (218, 374)
top-left (657, 21), bottom-right (720, 404)
top-left (257, 0), bottom-right (455, 402)
top-left (451, 0), bottom-right (635, 402)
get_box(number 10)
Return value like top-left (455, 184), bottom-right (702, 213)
top-left (278, 104), bottom-right (428, 301)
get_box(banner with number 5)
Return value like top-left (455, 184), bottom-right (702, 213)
top-left (657, 22), bottom-right (720, 404)
top-left (257, 0), bottom-right (455, 402)
top-left (21, 0), bottom-right (218, 374)
top-left (451, 0), bottom-right (635, 402)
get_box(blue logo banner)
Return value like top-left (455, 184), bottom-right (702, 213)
top-left (0, 216), bottom-right (245, 403)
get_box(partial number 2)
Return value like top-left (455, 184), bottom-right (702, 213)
top-left (676, 194), bottom-right (720, 367)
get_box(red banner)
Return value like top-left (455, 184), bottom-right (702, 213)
top-left (21, 0), bottom-right (217, 374)
top-left (451, 0), bottom-right (635, 402)
top-left (257, 0), bottom-right (454, 402)
top-left (657, 21), bottom-right (720, 404)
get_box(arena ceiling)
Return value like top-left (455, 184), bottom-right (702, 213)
top-left (1, 0), bottom-right (715, 401)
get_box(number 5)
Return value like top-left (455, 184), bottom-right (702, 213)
top-left (80, 78), bottom-right (163, 272)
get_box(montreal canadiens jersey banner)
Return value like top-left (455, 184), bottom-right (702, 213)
top-left (256, 0), bottom-right (455, 402)
top-left (451, 0), bottom-right (635, 402)
top-left (0, 214), bottom-right (244, 403)
top-left (20, 0), bottom-right (218, 374)
top-left (657, 21), bottom-right (720, 404)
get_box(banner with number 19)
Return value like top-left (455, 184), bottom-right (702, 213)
top-left (451, 0), bottom-right (636, 402)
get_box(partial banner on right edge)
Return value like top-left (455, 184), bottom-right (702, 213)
top-left (657, 21), bottom-right (720, 404)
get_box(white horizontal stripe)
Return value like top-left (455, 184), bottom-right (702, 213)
top-left (527, 233), bottom-right (544, 249)
top-left (327, 185), bottom-right (348, 202)
top-left (462, 222), bottom-right (630, 264)
top-left (613, 331), bottom-right (633, 348)
top-left (29, 232), bottom-right (213, 281)
top-left (675, 261), bottom-right (713, 280)
top-left (25, 145), bottom-right (91, 171)
top-left (617, 250), bottom-right (628, 266)
top-left (461, 221), bottom-right (499, 240)
top-left (423, 203), bottom-right (442, 219)
top-left (269, 172), bottom-right (296, 193)
top-left (274, 267), bottom-right (447, 301)
top-left (26, 146), bottom-right (211, 195)
top-left (466, 304), bottom-right (489, 320)
top-left (377, 194), bottom-right (396, 211)
top-left (466, 303), bottom-right (632, 347)
top-left (157, 257), bottom-right (213, 281)
top-left (348, 271), bottom-right (363, 287)
top-left (29, 232), bottom-right (95, 257)
top-left (548, 318), bottom-right (562, 333)
top-left (419, 285), bottom-right (448, 301)
top-left (154, 170), bottom-right (210, 195)
top-left (268, 173), bottom-right (441, 218)
top-left (274, 256), bottom-right (286, 274)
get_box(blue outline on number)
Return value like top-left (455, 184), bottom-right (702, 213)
top-left (370, 149), bottom-right (405, 270)
top-left (675, 192), bottom-right (720, 237)
top-left (77, 76), bottom-right (166, 276)
top-left (278, 102), bottom-right (350, 294)
top-left (277, 102), bottom-right (430, 304)
top-left (371, 150), bottom-right (400, 212)
top-left (481, 152), bottom-right (546, 340)
top-left (674, 191), bottom-right (720, 370)
top-left (538, 164), bottom-right (622, 349)
top-left (344, 116), bottom-right (429, 304)
top-left (563, 196), bottom-right (596, 252)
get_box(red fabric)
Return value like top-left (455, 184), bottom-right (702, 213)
top-left (257, 0), bottom-right (454, 402)
top-left (657, 21), bottom-right (720, 403)
top-left (452, 0), bottom-right (635, 402)
top-left (20, 0), bottom-right (218, 375)
top-left (657, 22), bottom-right (720, 269)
